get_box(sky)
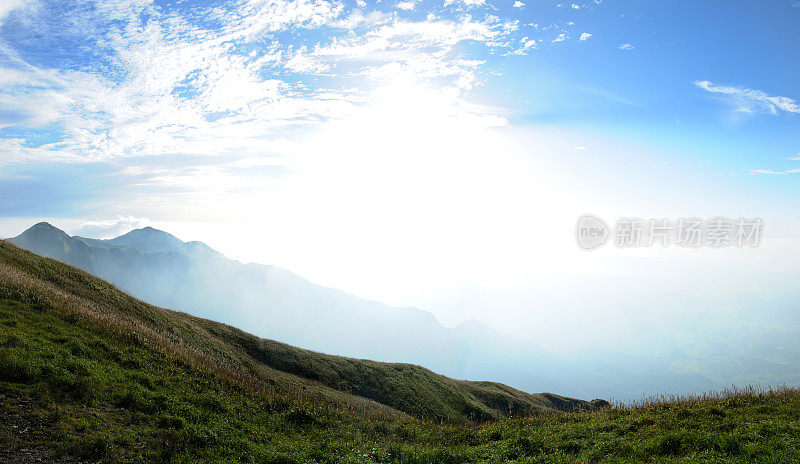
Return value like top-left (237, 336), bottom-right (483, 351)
top-left (1, 0), bottom-right (800, 348)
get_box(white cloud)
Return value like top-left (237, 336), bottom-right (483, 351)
top-left (618, 43), bottom-right (634, 50)
top-left (0, 0), bottom-right (357, 163)
top-left (552, 32), bottom-right (567, 43)
top-left (513, 1), bottom-right (525, 7)
top-left (0, 0), bottom-right (596, 166)
top-left (695, 81), bottom-right (800, 115)
top-left (745, 149), bottom-right (800, 175)
top-left (0, 0), bottom-right (523, 164)
top-left (331, 10), bottom-right (393, 28)
top-left (71, 216), bottom-right (151, 239)
top-left (396, 0), bottom-right (416, 10)
top-left (309, 17), bottom-right (510, 90)
top-left (444, 0), bottom-right (486, 7)
top-left (507, 36), bottom-right (537, 55)
top-left (285, 46), bottom-right (330, 73)
top-left (748, 169), bottom-right (800, 175)
top-left (579, 32), bottom-right (592, 40)
top-left (571, 3), bottom-right (580, 9)
top-left (0, 0), bottom-right (30, 24)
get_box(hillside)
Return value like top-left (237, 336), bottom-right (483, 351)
top-left (0, 240), bottom-right (586, 421)
top-left (14, 222), bottom-right (749, 403)
top-left (1, 241), bottom-right (799, 462)
top-left (9, 222), bottom-right (547, 382)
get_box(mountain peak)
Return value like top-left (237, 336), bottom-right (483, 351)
top-left (117, 226), bottom-right (178, 240)
top-left (130, 225), bottom-right (167, 234)
top-left (30, 221), bottom-right (62, 231)
top-left (9, 221), bottom-right (85, 266)
top-left (18, 221), bottom-right (70, 239)
top-left (109, 226), bottom-right (187, 255)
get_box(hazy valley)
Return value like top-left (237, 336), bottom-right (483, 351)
top-left (9, 222), bottom-right (800, 403)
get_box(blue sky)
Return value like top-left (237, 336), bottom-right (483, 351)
top-left (1, 0), bottom-right (800, 337)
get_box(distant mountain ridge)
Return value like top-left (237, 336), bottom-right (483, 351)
top-left (104, 226), bottom-right (218, 257)
top-left (10, 222), bottom-right (534, 378)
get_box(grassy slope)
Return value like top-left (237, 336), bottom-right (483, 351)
top-left (1, 240), bottom-right (799, 463)
top-left (0, 241), bottom-right (584, 423)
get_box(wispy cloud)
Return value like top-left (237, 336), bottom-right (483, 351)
top-left (618, 43), bottom-right (634, 50)
top-left (695, 81), bottom-right (800, 115)
top-left (0, 0), bottom-right (528, 165)
top-left (396, 0), bottom-right (416, 10)
top-left (579, 32), bottom-right (591, 40)
top-left (444, 0), bottom-right (486, 6)
top-left (0, 0), bottom-right (603, 168)
top-left (0, 0), bottom-right (354, 163)
top-left (748, 169), bottom-right (800, 175)
top-left (507, 36), bottom-right (537, 55)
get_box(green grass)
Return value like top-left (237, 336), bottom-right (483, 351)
top-left (0, 240), bottom-right (799, 463)
top-left (0, 240), bottom-right (584, 423)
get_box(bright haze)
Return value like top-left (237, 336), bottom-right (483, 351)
top-left (2, 1), bottom-right (800, 398)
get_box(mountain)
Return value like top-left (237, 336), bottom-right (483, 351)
top-left (0, 239), bottom-right (586, 422)
top-left (9, 222), bottom-right (546, 380)
top-left (1, 238), bottom-right (797, 463)
top-left (104, 226), bottom-right (219, 258)
top-left (10, 222), bottom-right (91, 269)
top-left (11, 223), bottom-right (449, 367)
top-left (105, 226), bottom-right (194, 254)
top-left (12, 222), bottom-right (757, 401)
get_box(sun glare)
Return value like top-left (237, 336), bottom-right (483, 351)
top-left (215, 82), bottom-right (578, 302)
